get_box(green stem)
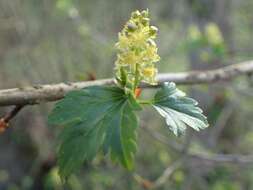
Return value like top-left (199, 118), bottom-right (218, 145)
top-left (133, 63), bottom-right (140, 92)
top-left (137, 99), bottom-right (153, 105)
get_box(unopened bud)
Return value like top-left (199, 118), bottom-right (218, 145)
top-left (127, 22), bottom-right (137, 32)
top-left (141, 10), bottom-right (149, 18)
top-left (147, 39), bottom-right (156, 46)
top-left (149, 26), bottom-right (158, 37)
top-left (131, 10), bottom-right (141, 19)
top-left (141, 18), bottom-right (150, 26)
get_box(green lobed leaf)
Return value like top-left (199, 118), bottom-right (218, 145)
top-left (153, 82), bottom-right (209, 136)
top-left (48, 86), bottom-right (140, 179)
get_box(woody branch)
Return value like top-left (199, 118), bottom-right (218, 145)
top-left (0, 60), bottom-right (252, 107)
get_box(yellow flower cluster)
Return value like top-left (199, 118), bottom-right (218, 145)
top-left (188, 23), bottom-right (224, 46)
top-left (188, 25), bottom-right (202, 41)
top-left (205, 23), bottom-right (224, 46)
top-left (115, 10), bottom-right (160, 86)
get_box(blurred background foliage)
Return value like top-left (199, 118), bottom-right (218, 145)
top-left (0, 0), bottom-right (253, 189)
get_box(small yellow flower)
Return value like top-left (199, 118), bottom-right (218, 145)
top-left (121, 51), bottom-right (140, 65)
top-left (142, 67), bottom-right (157, 81)
top-left (144, 45), bottom-right (160, 62)
top-left (117, 34), bottom-right (129, 50)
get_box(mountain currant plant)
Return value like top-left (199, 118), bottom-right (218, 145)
top-left (48, 10), bottom-right (209, 180)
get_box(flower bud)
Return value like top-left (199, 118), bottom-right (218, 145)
top-left (131, 10), bottom-right (141, 19)
top-left (149, 26), bottom-right (158, 37)
top-left (141, 18), bottom-right (150, 26)
top-left (141, 10), bottom-right (149, 18)
top-left (127, 22), bottom-right (137, 32)
top-left (147, 39), bottom-right (156, 46)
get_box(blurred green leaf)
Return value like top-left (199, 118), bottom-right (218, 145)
top-left (56, 0), bottom-right (73, 12)
top-left (212, 181), bottom-right (240, 190)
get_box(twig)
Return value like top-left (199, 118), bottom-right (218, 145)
top-left (208, 103), bottom-right (234, 147)
top-left (135, 126), bottom-right (192, 189)
top-left (144, 126), bottom-right (253, 165)
top-left (0, 60), bottom-right (253, 106)
top-left (190, 152), bottom-right (253, 164)
top-left (0, 105), bottom-right (24, 133)
top-left (153, 160), bottom-right (182, 188)
top-left (141, 123), bottom-right (184, 151)
top-left (133, 160), bottom-right (181, 189)
top-left (152, 132), bottom-right (192, 188)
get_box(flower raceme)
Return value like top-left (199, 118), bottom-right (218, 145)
top-left (115, 10), bottom-right (160, 88)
